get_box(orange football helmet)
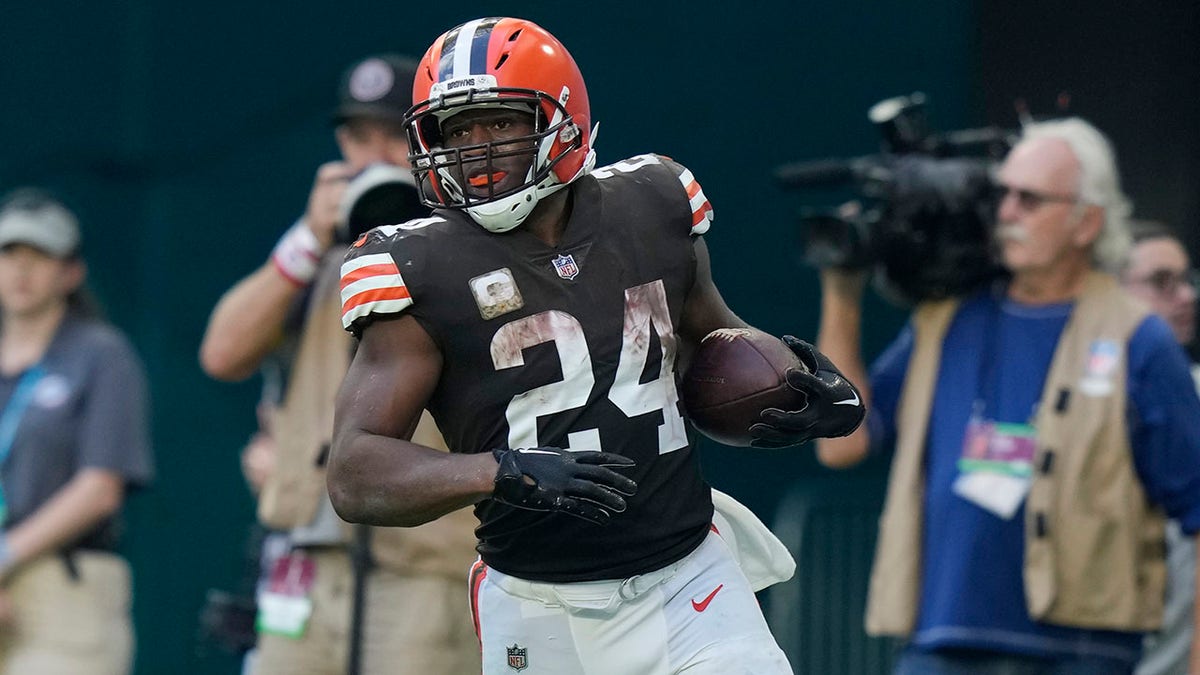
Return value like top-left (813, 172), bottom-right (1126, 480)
top-left (405, 17), bottom-right (596, 232)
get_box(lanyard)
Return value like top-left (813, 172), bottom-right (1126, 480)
top-left (973, 292), bottom-right (1005, 420)
top-left (0, 364), bottom-right (46, 470)
top-left (0, 364), bottom-right (46, 525)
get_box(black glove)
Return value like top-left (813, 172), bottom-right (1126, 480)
top-left (491, 447), bottom-right (638, 525)
top-left (748, 336), bottom-right (866, 449)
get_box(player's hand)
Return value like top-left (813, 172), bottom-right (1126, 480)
top-left (491, 447), bottom-right (638, 525)
top-left (303, 161), bottom-right (354, 249)
top-left (748, 336), bottom-right (865, 448)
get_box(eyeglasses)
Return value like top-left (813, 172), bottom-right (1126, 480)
top-left (993, 182), bottom-right (1079, 212)
top-left (1127, 268), bottom-right (1200, 297)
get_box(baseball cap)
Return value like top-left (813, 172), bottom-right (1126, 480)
top-left (0, 190), bottom-right (81, 258)
top-left (332, 54), bottom-right (419, 124)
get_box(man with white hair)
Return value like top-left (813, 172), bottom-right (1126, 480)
top-left (813, 117), bottom-right (1200, 674)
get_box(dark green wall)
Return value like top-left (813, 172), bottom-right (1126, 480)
top-left (1, 2), bottom-right (976, 672)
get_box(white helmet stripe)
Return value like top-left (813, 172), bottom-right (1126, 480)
top-left (452, 18), bottom-right (484, 78)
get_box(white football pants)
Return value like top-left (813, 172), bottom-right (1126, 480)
top-left (471, 530), bottom-right (792, 674)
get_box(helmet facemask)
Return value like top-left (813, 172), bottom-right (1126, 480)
top-left (405, 83), bottom-right (587, 232)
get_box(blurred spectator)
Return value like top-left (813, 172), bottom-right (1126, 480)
top-left (0, 189), bottom-right (154, 674)
top-left (1123, 221), bottom-right (1196, 348)
top-left (198, 54), bottom-right (479, 675)
top-left (1124, 221), bottom-right (1198, 675)
top-left (814, 118), bottom-right (1200, 674)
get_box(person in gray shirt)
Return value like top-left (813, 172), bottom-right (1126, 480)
top-left (0, 189), bottom-right (153, 675)
top-left (1124, 221), bottom-right (1199, 675)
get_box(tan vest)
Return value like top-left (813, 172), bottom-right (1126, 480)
top-left (257, 250), bottom-right (479, 580)
top-left (866, 272), bottom-right (1166, 636)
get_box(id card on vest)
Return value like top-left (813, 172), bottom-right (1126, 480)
top-left (952, 417), bottom-right (1036, 519)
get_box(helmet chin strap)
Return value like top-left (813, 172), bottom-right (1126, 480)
top-left (465, 178), bottom-right (541, 233)
top-left (464, 88), bottom-right (597, 233)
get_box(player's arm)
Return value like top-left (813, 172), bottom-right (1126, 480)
top-left (329, 315), bottom-right (642, 527)
top-left (329, 313), bottom-right (638, 527)
top-left (811, 267), bottom-right (872, 467)
top-left (678, 237), bottom-right (750, 344)
top-left (682, 238), bottom-right (865, 449)
top-left (199, 161), bottom-right (352, 381)
top-left (328, 314), bottom-right (498, 527)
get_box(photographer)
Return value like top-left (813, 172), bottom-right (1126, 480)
top-left (814, 118), bottom-right (1200, 674)
top-left (199, 55), bottom-right (479, 675)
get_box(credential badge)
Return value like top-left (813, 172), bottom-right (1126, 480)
top-left (551, 254), bottom-right (580, 280)
top-left (470, 268), bottom-right (524, 320)
top-left (506, 643), bottom-right (528, 671)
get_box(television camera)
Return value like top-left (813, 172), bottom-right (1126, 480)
top-left (777, 93), bottom-right (1017, 305)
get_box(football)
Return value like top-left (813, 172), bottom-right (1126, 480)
top-left (681, 327), bottom-right (808, 447)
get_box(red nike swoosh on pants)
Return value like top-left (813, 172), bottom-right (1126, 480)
top-left (691, 584), bottom-right (724, 612)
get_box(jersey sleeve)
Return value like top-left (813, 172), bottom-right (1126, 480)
top-left (339, 224), bottom-right (417, 335)
top-left (590, 154), bottom-right (716, 236)
top-left (657, 156), bottom-right (715, 235)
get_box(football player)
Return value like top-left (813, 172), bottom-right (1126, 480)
top-left (329, 17), bottom-right (864, 675)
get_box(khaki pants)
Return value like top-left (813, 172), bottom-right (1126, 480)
top-left (254, 548), bottom-right (481, 675)
top-left (0, 551), bottom-right (133, 675)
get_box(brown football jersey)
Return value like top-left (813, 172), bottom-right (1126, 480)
top-left (341, 154), bottom-right (718, 581)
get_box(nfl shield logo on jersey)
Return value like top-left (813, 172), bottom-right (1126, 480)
top-left (551, 254), bottom-right (580, 280)
top-left (506, 643), bottom-right (528, 671)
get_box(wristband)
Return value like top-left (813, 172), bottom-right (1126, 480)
top-left (270, 220), bottom-right (324, 286)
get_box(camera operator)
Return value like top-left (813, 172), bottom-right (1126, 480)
top-left (814, 117), bottom-right (1200, 675)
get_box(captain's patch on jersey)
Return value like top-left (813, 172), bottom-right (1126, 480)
top-left (677, 168), bottom-right (714, 235)
top-left (470, 268), bottom-right (524, 320)
top-left (340, 253), bottom-right (412, 328)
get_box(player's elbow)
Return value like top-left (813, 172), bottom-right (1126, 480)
top-left (326, 449), bottom-right (366, 524)
top-left (326, 437), bottom-right (408, 527)
top-left (327, 474), bottom-right (427, 528)
top-left (327, 475), bottom-right (371, 525)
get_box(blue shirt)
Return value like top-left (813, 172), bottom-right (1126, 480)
top-left (868, 289), bottom-right (1200, 665)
